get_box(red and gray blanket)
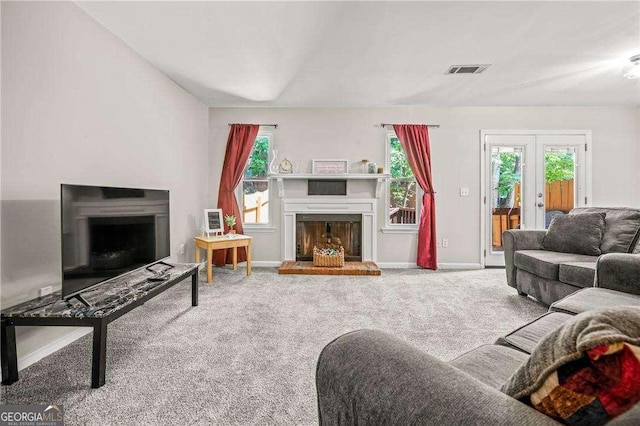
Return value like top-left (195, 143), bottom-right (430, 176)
top-left (502, 306), bottom-right (640, 425)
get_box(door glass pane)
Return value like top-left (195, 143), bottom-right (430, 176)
top-left (544, 147), bottom-right (575, 229)
top-left (491, 147), bottom-right (523, 252)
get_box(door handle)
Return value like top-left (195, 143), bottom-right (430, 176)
top-left (537, 202), bottom-right (544, 207)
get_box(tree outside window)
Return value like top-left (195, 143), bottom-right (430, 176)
top-left (493, 152), bottom-right (522, 208)
top-left (544, 152), bottom-right (575, 182)
top-left (388, 136), bottom-right (418, 225)
top-left (241, 135), bottom-right (271, 225)
top-left (494, 151), bottom-right (575, 209)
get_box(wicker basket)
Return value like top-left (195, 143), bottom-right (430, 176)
top-left (313, 246), bottom-right (345, 267)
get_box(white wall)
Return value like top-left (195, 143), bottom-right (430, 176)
top-left (1, 2), bottom-right (209, 361)
top-left (209, 107), bottom-right (640, 266)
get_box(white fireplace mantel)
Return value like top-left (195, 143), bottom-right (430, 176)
top-left (281, 197), bottom-right (377, 262)
top-left (270, 174), bottom-right (390, 198)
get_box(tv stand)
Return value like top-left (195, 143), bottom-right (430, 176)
top-left (1, 263), bottom-right (198, 389)
top-left (68, 294), bottom-right (92, 307)
top-left (145, 260), bottom-right (175, 274)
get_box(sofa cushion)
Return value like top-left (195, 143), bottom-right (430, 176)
top-left (571, 207), bottom-right (640, 254)
top-left (542, 212), bottom-right (606, 256)
top-left (514, 250), bottom-right (599, 281)
top-left (550, 287), bottom-right (640, 315)
top-left (557, 262), bottom-right (596, 288)
top-left (495, 312), bottom-right (574, 354)
top-left (501, 307), bottom-right (640, 424)
top-left (450, 344), bottom-right (529, 390)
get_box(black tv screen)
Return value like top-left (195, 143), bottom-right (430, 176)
top-left (61, 184), bottom-right (170, 299)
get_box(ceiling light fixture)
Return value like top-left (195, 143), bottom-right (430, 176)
top-left (624, 54), bottom-right (640, 79)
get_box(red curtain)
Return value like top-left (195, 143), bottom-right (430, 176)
top-left (213, 124), bottom-right (259, 266)
top-left (393, 125), bottom-right (437, 270)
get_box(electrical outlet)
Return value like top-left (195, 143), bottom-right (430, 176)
top-left (179, 244), bottom-right (185, 255)
top-left (442, 238), bottom-right (449, 248)
top-left (39, 286), bottom-right (53, 298)
top-left (460, 187), bottom-right (469, 196)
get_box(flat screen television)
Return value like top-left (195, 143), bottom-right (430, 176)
top-left (61, 184), bottom-right (170, 302)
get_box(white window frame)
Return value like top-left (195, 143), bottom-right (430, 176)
top-left (382, 131), bottom-right (421, 234)
top-left (237, 131), bottom-right (275, 232)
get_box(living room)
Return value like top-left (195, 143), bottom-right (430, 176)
top-left (1, 1), bottom-right (639, 424)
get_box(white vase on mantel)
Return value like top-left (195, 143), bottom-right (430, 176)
top-left (269, 149), bottom-right (279, 174)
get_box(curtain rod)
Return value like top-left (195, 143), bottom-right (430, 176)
top-left (228, 123), bottom-right (278, 129)
top-left (380, 123), bottom-right (440, 128)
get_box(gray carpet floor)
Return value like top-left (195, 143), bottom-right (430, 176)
top-left (1, 267), bottom-right (547, 425)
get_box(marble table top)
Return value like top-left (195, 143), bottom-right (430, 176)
top-left (1, 263), bottom-right (198, 319)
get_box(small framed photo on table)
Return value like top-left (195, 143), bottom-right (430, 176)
top-left (204, 209), bottom-right (224, 236)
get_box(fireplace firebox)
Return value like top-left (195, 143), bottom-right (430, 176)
top-left (296, 214), bottom-right (361, 261)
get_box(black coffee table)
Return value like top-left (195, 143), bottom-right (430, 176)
top-left (1, 263), bottom-right (199, 388)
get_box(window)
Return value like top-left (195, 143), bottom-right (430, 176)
top-left (239, 133), bottom-right (271, 226)
top-left (386, 133), bottom-right (419, 227)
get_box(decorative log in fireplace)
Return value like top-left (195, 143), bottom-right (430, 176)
top-left (296, 214), bottom-right (362, 261)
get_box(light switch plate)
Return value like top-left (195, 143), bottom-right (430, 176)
top-left (460, 187), bottom-right (469, 196)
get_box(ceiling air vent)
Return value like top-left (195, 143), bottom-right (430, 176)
top-left (446, 64), bottom-right (491, 75)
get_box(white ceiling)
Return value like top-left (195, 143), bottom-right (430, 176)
top-left (76, 1), bottom-right (640, 107)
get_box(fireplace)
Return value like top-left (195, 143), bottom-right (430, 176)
top-left (296, 214), bottom-right (361, 261)
top-left (281, 198), bottom-right (376, 262)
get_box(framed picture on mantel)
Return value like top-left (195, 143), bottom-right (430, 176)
top-left (312, 159), bottom-right (349, 174)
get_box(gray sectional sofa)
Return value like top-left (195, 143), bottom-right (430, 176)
top-left (315, 207), bottom-right (640, 425)
top-left (503, 207), bottom-right (640, 305)
top-left (316, 287), bottom-right (640, 425)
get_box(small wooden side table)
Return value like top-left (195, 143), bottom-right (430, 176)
top-left (194, 235), bottom-right (252, 284)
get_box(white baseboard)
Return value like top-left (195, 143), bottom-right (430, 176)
top-left (204, 260), bottom-right (484, 270)
top-left (375, 262), bottom-right (421, 269)
top-left (246, 261), bottom-right (484, 269)
top-left (250, 261), bottom-right (282, 267)
top-left (438, 263), bottom-right (483, 270)
top-left (18, 327), bottom-right (92, 371)
top-left (377, 262), bottom-right (483, 270)
top-left (197, 261), bottom-right (281, 269)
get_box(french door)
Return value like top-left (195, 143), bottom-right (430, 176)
top-left (482, 131), bottom-right (591, 267)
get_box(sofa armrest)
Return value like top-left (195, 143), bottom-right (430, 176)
top-left (316, 329), bottom-right (557, 426)
top-left (502, 230), bottom-right (547, 288)
top-left (595, 253), bottom-right (640, 295)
